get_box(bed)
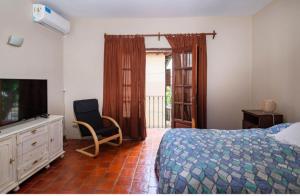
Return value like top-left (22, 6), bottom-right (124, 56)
top-left (155, 124), bottom-right (300, 193)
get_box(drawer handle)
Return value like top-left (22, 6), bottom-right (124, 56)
top-left (50, 138), bottom-right (54, 142)
top-left (31, 130), bottom-right (37, 134)
top-left (32, 160), bottom-right (39, 165)
top-left (32, 141), bottom-right (37, 146)
top-left (10, 158), bottom-right (15, 164)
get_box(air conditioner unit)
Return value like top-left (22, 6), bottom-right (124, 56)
top-left (33, 4), bottom-right (70, 34)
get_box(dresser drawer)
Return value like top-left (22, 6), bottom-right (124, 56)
top-left (17, 150), bottom-right (48, 180)
top-left (17, 126), bottom-right (48, 156)
top-left (17, 126), bottom-right (47, 143)
top-left (18, 144), bottom-right (48, 166)
top-left (21, 133), bottom-right (48, 154)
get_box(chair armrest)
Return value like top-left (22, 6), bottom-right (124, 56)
top-left (73, 120), bottom-right (98, 139)
top-left (102, 116), bottom-right (122, 140)
top-left (73, 120), bottom-right (99, 156)
top-left (102, 116), bottom-right (121, 129)
top-left (73, 120), bottom-right (93, 130)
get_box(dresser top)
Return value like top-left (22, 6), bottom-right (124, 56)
top-left (242, 110), bottom-right (283, 116)
top-left (0, 115), bottom-right (63, 139)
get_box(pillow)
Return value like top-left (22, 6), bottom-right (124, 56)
top-left (273, 122), bottom-right (300, 147)
top-left (267, 123), bottom-right (291, 134)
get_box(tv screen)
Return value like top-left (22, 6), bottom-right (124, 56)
top-left (0, 79), bottom-right (47, 127)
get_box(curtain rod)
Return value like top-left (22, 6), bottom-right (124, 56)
top-left (104, 30), bottom-right (217, 40)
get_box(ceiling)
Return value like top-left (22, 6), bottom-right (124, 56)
top-left (35, 0), bottom-right (272, 18)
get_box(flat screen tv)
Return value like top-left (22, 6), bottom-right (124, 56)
top-left (0, 79), bottom-right (47, 128)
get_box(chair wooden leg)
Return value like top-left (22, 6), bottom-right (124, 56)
top-left (73, 115), bottom-right (124, 158)
top-left (106, 134), bottom-right (122, 146)
top-left (76, 148), bottom-right (98, 158)
top-left (76, 144), bottom-right (99, 158)
top-left (76, 135), bottom-right (100, 158)
top-left (73, 120), bottom-right (100, 158)
top-left (74, 120), bottom-right (122, 157)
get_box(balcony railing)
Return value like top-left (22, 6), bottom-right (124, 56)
top-left (146, 96), bottom-right (171, 128)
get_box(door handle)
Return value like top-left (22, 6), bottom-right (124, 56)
top-left (9, 158), bottom-right (15, 164)
top-left (32, 160), bottom-right (39, 165)
top-left (32, 141), bottom-right (37, 146)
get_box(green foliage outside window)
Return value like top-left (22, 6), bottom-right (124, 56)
top-left (165, 86), bottom-right (172, 107)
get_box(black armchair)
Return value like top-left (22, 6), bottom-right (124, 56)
top-left (73, 99), bottom-right (122, 157)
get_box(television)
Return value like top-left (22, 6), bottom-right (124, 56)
top-left (0, 79), bottom-right (47, 127)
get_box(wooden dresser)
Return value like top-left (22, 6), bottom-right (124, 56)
top-left (242, 110), bottom-right (283, 129)
top-left (0, 115), bottom-right (64, 193)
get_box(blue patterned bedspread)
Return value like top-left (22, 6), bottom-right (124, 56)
top-left (155, 124), bottom-right (300, 193)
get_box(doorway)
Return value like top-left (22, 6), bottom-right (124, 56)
top-left (145, 49), bottom-right (172, 128)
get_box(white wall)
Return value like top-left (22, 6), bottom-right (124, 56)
top-left (63, 17), bottom-right (253, 138)
top-left (0, 1), bottom-right (64, 118)
top-left (252, 0), bottom-right (300, 122)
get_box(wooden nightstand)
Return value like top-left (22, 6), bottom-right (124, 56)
top-left (242, 110), bottom-right (283, 129)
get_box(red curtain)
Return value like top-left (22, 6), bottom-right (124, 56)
top-left (103, 35), bottom-right (146, 140)
top-left (166, 34), bottom-right (207, 128)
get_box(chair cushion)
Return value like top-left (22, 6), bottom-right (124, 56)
top-left (73, 99), bottom-right (104, 137)
top-left (74, 99), bottom-right (100, 113)
top-left (95, 126), bottom-right (119, 137)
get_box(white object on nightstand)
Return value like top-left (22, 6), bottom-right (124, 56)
top-left (261, 99), bottom-right (277, 113)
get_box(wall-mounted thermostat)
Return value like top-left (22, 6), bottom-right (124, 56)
top-left (7, 35), bottom-right (24, 47)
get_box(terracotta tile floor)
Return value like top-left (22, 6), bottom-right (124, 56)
top-left (15, 129), bottom-right (166, 194)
